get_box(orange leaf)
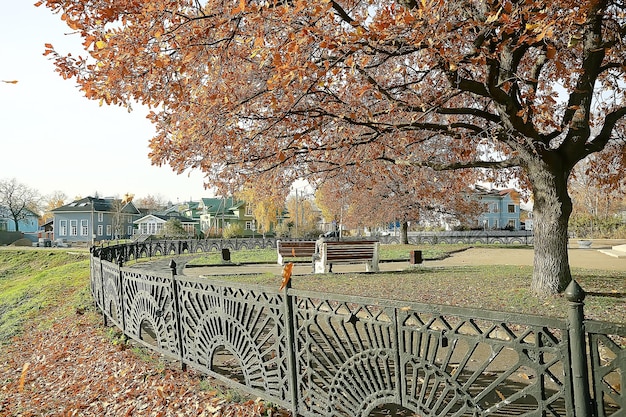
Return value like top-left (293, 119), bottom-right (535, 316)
top-left (495, 389), bottom-right (506, 401)
top-left (1, 80), bottom-right (18, 84)
top-left (19, 362), bottom-right (30, 392)
top-left (231, 0), bottom-right (245, 14)
top-left (279, 262), bottom-right (293, 290)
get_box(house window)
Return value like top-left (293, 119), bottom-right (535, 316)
top-left (493, 219), bottom-right (499, 229)
top-left (0, 220), bottom-right (6, 231)
top-left (59, 220), bottom-right (67, 236)
top-left (97, 225), bottom-right (103, 236)
top-left (508, 204), bottom-right (515, 213)
top-left (98, 212), bottom-right (103, 222)
top-left (127, 226), bottom-right (132, 235)
top-left (246, 205), bottom-right (253, 216)
top-left (245, 221), bottom-right (253, 230)
top-left (70, 220), bottom-right (78, 236)
top-left (106, 225), bottom-right (112, 235)
top-left (81, 220), bottom-right (89, 236)
top-left (507, 219), bottom-right (516, 229)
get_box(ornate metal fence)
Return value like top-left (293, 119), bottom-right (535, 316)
top-left (380, 230), bottom-right (534, 245)
top-left (90, 240), bottom-right (623, 417)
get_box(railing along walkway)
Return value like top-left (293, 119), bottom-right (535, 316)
top-left (90, 239), bottom-right (624, 417)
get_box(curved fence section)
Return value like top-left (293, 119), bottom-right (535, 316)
top-left (90, 239), bottom-right (623, 417)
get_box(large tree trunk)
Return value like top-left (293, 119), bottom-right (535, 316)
top-left (528, 162), bottom-right (573, 296)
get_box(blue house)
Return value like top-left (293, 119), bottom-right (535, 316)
top-left (474, 185), bottom-right (522, 230)
top-left (0, 205), bottom-right (39, 233)
top-left (52, 196), bottom-right (141, 244)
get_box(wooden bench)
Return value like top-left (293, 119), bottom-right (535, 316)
top-left (314, 240), bottom-right (380, 273)
top-left (277, 240), bottom-right (317, 265)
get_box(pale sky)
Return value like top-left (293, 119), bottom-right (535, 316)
top-left (0, 2), bottom-right (210, 204)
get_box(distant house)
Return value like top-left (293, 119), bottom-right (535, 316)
top-left (52, 196), bottom-right (141, 244)
top-left (0, 205), bottom-right (40, 234)
top-left (198, 197), bottom-right (260, 236)
top-left (134, 213), bottom-right (198, 237)
top-left (473, 185), bottom-right (523, 231)
top-left (40, 219), bottom-right (55, 240)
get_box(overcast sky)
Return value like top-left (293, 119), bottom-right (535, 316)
top-left (0, 2), bottom-right (210, 204)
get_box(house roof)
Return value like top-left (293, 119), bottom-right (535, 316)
top-left (472, 185), bottom-right (522, 206)
top-left (52, 196), bottom-right (141, 214)
top-left (134, 213), bottom-right (197, 224)
top-left (200, 197), bottom-right (242, 214)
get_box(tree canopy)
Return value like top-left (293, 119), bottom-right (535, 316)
top-left (40, 0), bottom-right (626, 295)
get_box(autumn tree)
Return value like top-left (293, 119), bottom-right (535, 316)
top-left (40, 1), bottom-right (626, 295)
top-left (316, 163), bottom-right (482, 242)
top-left (135, 194), bottom-right (169, 213)
top-left (159, 218), bottom-right (188, 238)
top-left (237, 178), bottom-right (286, 236)
top-left (0, 178), bottom-right (41, 232)
top-left (284, 192), bottom-right (321, 238)
top-left (42, 190), bottom-right (67, 223)
top-left (568, 156), bottom-right (626, 238)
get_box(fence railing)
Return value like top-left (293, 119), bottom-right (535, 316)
top-left (90, 239), bottom-right (623, 417)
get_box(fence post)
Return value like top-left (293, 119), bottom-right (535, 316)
top-left (283, 277), bottom-right (299, 415)
top-left (117, 253), bottom-right (127, 332)
top-left (94, 248), bottom-right (107, 327)
top-left (565, 279), bottom-right (592, 417)
top-left (169, 260), bottom-right (187, 371)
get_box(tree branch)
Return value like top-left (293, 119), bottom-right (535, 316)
top-left (391, 157), bottom-right (523, 171)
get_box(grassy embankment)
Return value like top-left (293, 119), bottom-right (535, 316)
top-left (0, 248), bottom-right (91, 343)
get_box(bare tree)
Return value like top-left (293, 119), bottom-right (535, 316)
top-left (0, 178), bottom-right (41, 232)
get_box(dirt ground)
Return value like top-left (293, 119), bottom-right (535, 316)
top-left (427, 239), bottom-right (626, 271)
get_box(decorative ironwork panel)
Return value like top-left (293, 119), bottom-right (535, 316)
top-left (177, 278), bottom-right (292, 407)
top-left (291, 290), bottom-right (571, 417)
top-left (292, 294), bottom-right (398, 416)
top-left (121, 270), bottom-right (180, 356)
top-left (397, 308), bottom-right (570, 416)
top-left (101, 260), bottom-right (123, 329)
top-left (587, 320), bottom-right (625, 417)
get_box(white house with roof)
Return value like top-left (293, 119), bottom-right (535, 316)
top-left (133, 213), bottom-right (198, 237)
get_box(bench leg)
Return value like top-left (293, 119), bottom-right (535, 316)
top-left (314, 260), bottom-right (325, 274)
top-left (365, 261), bottom-right (379, 273)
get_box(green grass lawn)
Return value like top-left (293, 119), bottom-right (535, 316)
top-left (0, 248), bottom-right (91, 343)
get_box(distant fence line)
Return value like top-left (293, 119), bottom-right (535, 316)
top-left (90, 238), bottom-right (623, 417)
top-left (99, 231), bottom-right (534, 263)
top-left (382, 230), bottom-right (534, 245)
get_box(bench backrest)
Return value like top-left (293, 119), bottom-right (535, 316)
top-left (277, 240), bottom-right (317, 257)
top-left (324, 241), bottom-right (378, 261)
